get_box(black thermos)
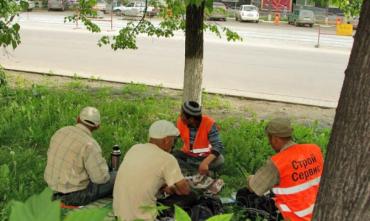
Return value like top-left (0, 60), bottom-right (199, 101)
top-left (111, 145), bottom-right (121, 171)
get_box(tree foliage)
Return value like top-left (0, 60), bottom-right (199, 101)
top-left (333, 0), bottom-right (364, 17)
top-left (312, 0), bottom-right (363, 17)
top-left (0, 0), bottom-right (28, 49)
top-left (64, 0), bottom-right (101, 33)
top-left (65, 0), bottom-right (242, 50)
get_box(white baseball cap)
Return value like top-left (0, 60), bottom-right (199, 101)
top-left (149, 120), bottom-right (179, 139)
top-left (79, 106), bottom-right (100, 127)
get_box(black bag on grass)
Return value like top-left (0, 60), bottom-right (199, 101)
top-left (190, 205), bottom-right (213, 221)
top-left (190, 195), bottom-right (224, 221)
top-left (236, 188), bottom-right (281, 221)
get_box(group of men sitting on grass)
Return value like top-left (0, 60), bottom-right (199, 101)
top-left (44, 101), bottom-right (323, 221)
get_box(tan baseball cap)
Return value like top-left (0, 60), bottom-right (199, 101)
top-left (265, 116), bottom-right (293, 138)
top-left (149, 120), bottom-right (179, 139)
top-left (79, 106), bottom-right (100, 127)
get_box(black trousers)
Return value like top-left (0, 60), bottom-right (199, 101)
top-left (157, 192), bottom-right (198, 217)
top-left (172, 150), bottom-right (224, 176)
top-left (236, 188), bottom-right (280, 221)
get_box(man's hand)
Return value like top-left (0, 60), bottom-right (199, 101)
top-left (198, 161), bottom-right (209, 175)
top-left (174, 179), bottom-right (191, 195)
top-left (162, 185), bottom-right (175, 195)
top-left (198, 154), bottom-right (217, 175)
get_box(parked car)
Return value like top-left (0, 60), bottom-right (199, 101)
top-left (113, 1), bottom-right (156, 17)
top-left (105, 0), bottom-right (119, 14)
top-left (93, 0), bottom-right (107, 14)
top-left (288, 9), bottom-right (315, 27)
top-left (66, 0), bottom-right (79, 8)
top-left (48, 0), bottom-right (68, 11)
top-left (206, 2), bottom-right (227, 21)
top-left (235, 5), bottom-right (259, 23)
top-left (15, 0), bottom-right (35, 11)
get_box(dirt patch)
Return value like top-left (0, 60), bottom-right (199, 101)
top-left (4, 70), bottom-right (335, 128)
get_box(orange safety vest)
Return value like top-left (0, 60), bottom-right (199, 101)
top-left (177, 115), bottom-right (214, 157)
top-left (271, 144), bottom-right (324, 221)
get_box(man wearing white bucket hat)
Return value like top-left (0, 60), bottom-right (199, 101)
top-left (44, 106), bottom-right (115, 206)
top-left (113, 120), bottom-right (193, 221)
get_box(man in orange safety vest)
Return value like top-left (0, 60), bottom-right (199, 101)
top-left (174, 101), bottom-right (225, 176)
top-left (236, 115), bottom-right (324, 221)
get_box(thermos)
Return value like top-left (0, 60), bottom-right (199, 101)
top-left (111, 145), bottom-right (121, 171)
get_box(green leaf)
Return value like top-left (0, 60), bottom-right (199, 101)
top-left (0, 164), bottom-right (10, 178)
top-left (13, 23), bottom-right (20, 32)
top-left (205, 0), bottom-right (213, 10)
top-left (206, 213), bottom-right (233, 221)
top-left (9, 188), bottom-right (61, 221)
top-left (64, 208), bottom-right (109, 221)
top-left (174, 205), bottom-right (191, 221)
top-left (0, 164), bottom-right (10, 190)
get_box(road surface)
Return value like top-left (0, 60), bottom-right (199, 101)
top-left (1, 11), bottom-right (353, 107)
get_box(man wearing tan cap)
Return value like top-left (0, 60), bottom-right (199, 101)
top-left (113, 120), bottom-right (194, 221)
top-left (44, 106), bottom-right (115, 206)
top-left (236, 116), bottom-right (324, 221)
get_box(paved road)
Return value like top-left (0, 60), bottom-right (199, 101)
top-left (15, 11), bottom-right (354, 49)
top-left (1, 11), bottom-right (352, 107)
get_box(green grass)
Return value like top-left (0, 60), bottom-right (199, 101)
top-left (0, 72), bottom-right (330, 220)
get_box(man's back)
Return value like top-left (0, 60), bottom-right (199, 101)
top-left (271, 144), bottom-right (323, 221)
top-left (113, 143), bottom-right (183, 221)
top-left (44, 124), bottom-right (108, 193)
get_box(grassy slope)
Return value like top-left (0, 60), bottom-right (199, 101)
top-left (0, 72), bottom-right (330, 220)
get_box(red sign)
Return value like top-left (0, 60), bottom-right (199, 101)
top-left (261, 0), bottom-right (292, 11)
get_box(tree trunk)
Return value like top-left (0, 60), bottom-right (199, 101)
top-left (312, 1), bottom-right (370, 220)
top-left (183, 2), bottom-right (205, 104)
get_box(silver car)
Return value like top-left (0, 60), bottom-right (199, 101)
top-left (207, 2), bottom-right (227, 21)
top-left (288, 9), bottom-right (315, 27)
top-left (48, 0), bottom-right (68, 11)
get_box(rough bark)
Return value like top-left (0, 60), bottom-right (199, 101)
top-left (183, 2), bottom-right (205, 104)
top-left (312, 1), bottom-right (370, 220)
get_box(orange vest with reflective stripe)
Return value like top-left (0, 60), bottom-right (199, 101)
top-left (177, 115), bottom-right (214, 157)
top-left (271, 144), bottom-right (324, 221)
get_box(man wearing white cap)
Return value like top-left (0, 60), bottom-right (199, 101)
top-left (113, 120), bottom-right (193, 221)
top-left (44, 106), bottom-right (115, 206)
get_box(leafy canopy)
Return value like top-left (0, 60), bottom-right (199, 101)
top-left (65, 0), bottom-right (242, 50)
top-left (0, 0), bottom-right (28, 49)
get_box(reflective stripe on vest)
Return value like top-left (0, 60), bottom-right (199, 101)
top-left (177, 115), bottom-right (214, 157)
top-left (272, 177), bottom-right (321, 195)
top-left (191, 147), bottom-right (211, 154)
top-left (277, 203), bottom-right (314, 218)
